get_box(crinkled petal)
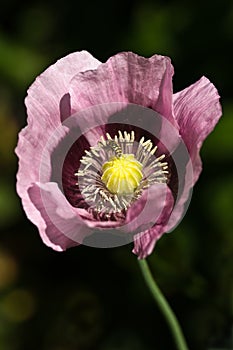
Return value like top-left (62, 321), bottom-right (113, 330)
top-left (173, 76), bottom-right (222, 182)
top-left (132, 226), bottom-right (164, 259)
top-left (70, 52), bottom-right (178, 128)
top-left (124, 183), bottom-right (171, 232)
top-left (17, 51), bottom-right (101, 187)
top-left (165, 158), bottom-right (193, 233)
top-left (162, 77), bottom-right (222, 236)
top-left (132, 185), bottom-right (174, 259)
top-left (62, 102), bottom-right (126, 147)
top-left (16, 51), bottom-right (101, 233)
top-left (27, 182), bottom-right (92, 250)
top-left (26, 51), bottom-right (101, 127)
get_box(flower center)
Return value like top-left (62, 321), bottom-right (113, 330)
top-left (75, 131), bottom-right (169, 219)
top-left (101, 154), bottom-right (143, 194)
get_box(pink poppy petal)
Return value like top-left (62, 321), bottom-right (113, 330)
top-left (132, 226), bottom-right (164, 259)
top-left (27, 182), bottom-right (93, 250)
top-left (15, 122), bottom-right (70, 234)
top-left (132, 185), bottom-right (174, 259)
top-left (70, 52), bottom-right (178, 128)
top-left (124, 183), bottom-right (171, 233)
top-left (26, 51), bottom-right (101, 127)
top-left (16, 51), bottom-right (101, 228)
top-left (165, 158), bottom-right (194, 233)
top-left (173, 76), bottom-right (222, 182)
top-left (20, 51), bottom-right (101, 178)
top-left (62, 102), bottom-right (126, 147)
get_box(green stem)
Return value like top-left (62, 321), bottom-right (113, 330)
top-left (138, 259), bottom-right (189, 350)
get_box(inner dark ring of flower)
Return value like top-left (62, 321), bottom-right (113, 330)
top-left (75, 131), bottom-right (169, 218)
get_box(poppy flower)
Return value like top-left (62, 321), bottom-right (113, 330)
top-left (15, 51), bottom-right (222, 258)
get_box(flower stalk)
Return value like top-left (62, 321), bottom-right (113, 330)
top-left (138, 259), bottom-right (189, 350)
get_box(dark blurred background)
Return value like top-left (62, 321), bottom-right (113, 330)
top-left (0, 0), bottom-right (233, 349)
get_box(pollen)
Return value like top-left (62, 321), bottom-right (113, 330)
top-left (101, 154), bottom-right (143, 194)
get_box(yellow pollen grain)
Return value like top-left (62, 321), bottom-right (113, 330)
top-left (101, 154), bottom-right (143, 194)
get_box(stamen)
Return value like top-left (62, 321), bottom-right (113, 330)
top-left (75, 131), bottom-right (169, 218)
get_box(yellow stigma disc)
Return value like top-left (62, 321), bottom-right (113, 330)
top-left (101, 154), bottom-right (143, 194)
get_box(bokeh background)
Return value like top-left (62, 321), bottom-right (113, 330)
top-left (0, 0), bottom-right (233, 349)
